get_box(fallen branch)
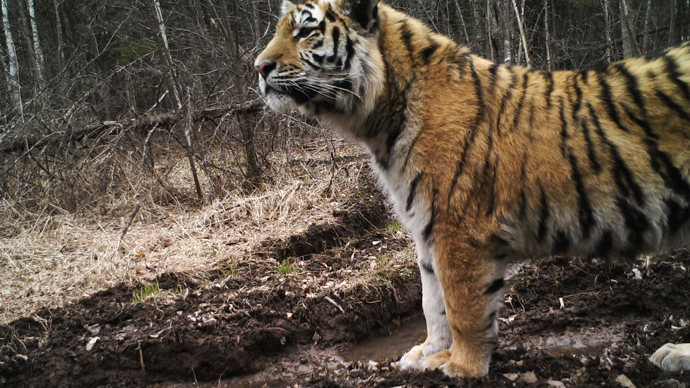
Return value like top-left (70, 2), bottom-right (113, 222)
top-left (0, 101), bottom-right (264, 154)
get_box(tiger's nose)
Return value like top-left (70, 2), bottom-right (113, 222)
top-left (255, 62), bottom-right (277, 80)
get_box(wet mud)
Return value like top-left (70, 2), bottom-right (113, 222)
top-left (2, 176), bottom-right (690, 387)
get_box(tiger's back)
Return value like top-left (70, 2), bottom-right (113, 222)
top-left (447, 44), bottom-right (690, 263)
top-left (255, 0), bottom-right (690, 377)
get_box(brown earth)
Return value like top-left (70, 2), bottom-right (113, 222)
top-left (2, 176), bottom-right (690, 387)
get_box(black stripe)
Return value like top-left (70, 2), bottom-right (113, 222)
top-left (544, 71), bottom-right (554, 108)
top-left (312, 53), bottom-right (325, 64)
top-left (573, 74), bottom-right (583, 120)
top-left (402, 131), bottom-right (420, 170)
top-left (423, 189), bottom-right (438, 241)
top-left (312, 39), bottom-right (324, 49)
top-left (598, 73), bottom-right (629, 133)
top-left (485, 154), bottom-right (498, 216)
top-left (333, 78), bottom-right (352, 91)
top-left (301, 10), bottom-right (313, 18)
top-left (301, 55), bottom-right (321, 70)
top-left (623, 104), bottom-right (690, 203)
top-left (484, 278), bottom-right (505, 295)
top-left (325, 9), bottom-right (336, 21)
top-left (421, 41), bottom-right (440, 64)
top-left (448, 60), bottom-right (484, 203)
top-left (664, 55), bottom-right (690, 103)
top-left (406, 172), bottom-right (424, 212)
top-left (559, 97), bottom-right (569, 158)
top-left (304, 17), bottom-right (316, 23)
top-left (304, 3), bottom-right (315, 9)
top-left (511, 73), bottom-right (529, 131)
top-left (553, 230), bottom-right (570, 254)
top-left (398, 20), bottom-right (415, 62)
top-left (517, 151), bottom-right (529, 219)
top-left (421, 261), bottom-right (434, 275)
top-left (581, 121), bottom-right (602, 173)
top-left (318, 20), bottom-right (326, 33)
top-left (616, 197), bottom-right (649, 254)
top-left (537, 186), bottom-right (550, 242)
top-left (495, 74), bottom-right (517, 136)
top-left (593, 230), bottom-right (613, 258)
top-left (528, 103), bottom-right (536, 128)
top-left (580, 69), bottom-right (589, 84)
top-left (614, 63), bottom-right (648, 115)
top-left (665, 199), bottom-right (690, 235)
top-left (344, 36), bottom-right (355, 69)
top-left (588, 103), bottom-right (645, 205)
top-left (569, 152), bottom-right (595, 239)
top-left (326, 27), bottom-right (340, 63)
top-left (488, 63), bottom-right (500, 89)
top-left (383, 128), bottom-right (402, 167)
top-left (656, 90), bottom-right (690, 122)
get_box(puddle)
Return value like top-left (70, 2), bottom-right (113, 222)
top-left (340, 315), bottom-right (427, 362)
top-left (510, 325), bottom-right (625, 358)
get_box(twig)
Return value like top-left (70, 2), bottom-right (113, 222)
top-left (137, 340), bottom-right (146, 373)
top-left (324, 296), bottom-right (345, 313)
top-left (120, 202), bottom-right (141, 241)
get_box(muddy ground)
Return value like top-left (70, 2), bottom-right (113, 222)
top-left (2, 174), bottom-right (690, 387)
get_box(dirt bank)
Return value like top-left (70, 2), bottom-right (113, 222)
top-left (2, 176), bottom-right (690, 387)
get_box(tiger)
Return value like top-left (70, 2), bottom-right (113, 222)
top-left (254, 0), bottom-right (690, 377)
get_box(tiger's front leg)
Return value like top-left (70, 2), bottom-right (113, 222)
top-left (399, 244), bottom-right (452, 370)
top-left (421, 233), bottom-right (506, 377)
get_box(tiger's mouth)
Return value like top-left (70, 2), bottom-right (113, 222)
top-left (265, 84), bottom-right (317, 105)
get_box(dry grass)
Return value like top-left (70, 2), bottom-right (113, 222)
top-left (0, 139), bottom-right (375, 324)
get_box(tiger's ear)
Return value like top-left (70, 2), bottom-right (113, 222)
top-left (280, 0), bottom-right (296, 16)
top-left (345, 0), bottom-right (379, 31)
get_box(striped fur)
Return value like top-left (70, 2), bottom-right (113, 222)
top-left (256, 0), bottom-right (690, 377)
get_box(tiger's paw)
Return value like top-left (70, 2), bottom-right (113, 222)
top-left (421, 349), bottom-right (451, 370)
top-left (398, 344), bottom-right (428, 370)
top-left (421, 349), bottom-right (489, 377)
top-left (650, 343), bottom-right (690, 372)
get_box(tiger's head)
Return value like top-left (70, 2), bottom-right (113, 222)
top-left (255, 0), bottom-right (385, 129)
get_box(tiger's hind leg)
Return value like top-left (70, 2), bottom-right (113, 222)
top-left (650, 343), bottom-right (690, 372)
top-left (399, 244), bottom-right (453, 370)
top-left (421, 234), bottom-right (506, 377)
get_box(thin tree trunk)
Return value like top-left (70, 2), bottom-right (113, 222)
top-left (452, 0), bottom-right (471, 45)
top-left (19, 1), bottom-right (42, 86)
top-left (619, 0), bottom-right (636, 58)
top-left (53, 0), bottom-right (63, 70)
top-left (642, 0), bottom-right (652, 53)
top-left (151, 0), bottom-right (182, 110)
top-left (502, 0), bottom-right (511, 63)
top-left (511, 0), bottom-right (529, 66)
top-left (151, 0), bottom-right (203, 200)
top-left (2, 0), bottom-right (23, 118)
top-left (26, 0), bottom-right (44, 85)
top-left (471, 0), bottom-right (480, 51)
top-left (603, 0), bottom-right (613, 63)
top-left (668, 0), bottom-right (676, 46)
top-left (544, 0), bottom-right (551, 71)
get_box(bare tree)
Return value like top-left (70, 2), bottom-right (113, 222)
top-left (619, 0), bottom-right (636, 58)
top-left (2, 0), bottom-right (23, 118)
top-left (26, 0), bottom-right (45, 85)
top-left (544, 0), bottom-right (551, 71)
top-left (511, 0), bottom-right (530, 66)
top-left (502, 0), bottom-right (512, 63)
top-left (642, 0), bottom-right (652, 53)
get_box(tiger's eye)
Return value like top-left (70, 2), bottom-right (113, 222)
top-left (298, 27), bottom-right (316, 39)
